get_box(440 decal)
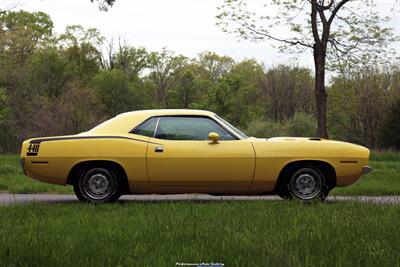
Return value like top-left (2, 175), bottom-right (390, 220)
top-left (27, 143), bottom-right (40, 156)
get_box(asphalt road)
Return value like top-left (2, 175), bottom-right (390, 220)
top-left (1, 194), bottom-right (400, 205)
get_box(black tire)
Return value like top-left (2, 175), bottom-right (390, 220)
top-left (277, 189), bottom-right (292, 200)
top-left (285, 165), bottom-right (326, 202)
top-left (73, 166), bottom-right (123, 203)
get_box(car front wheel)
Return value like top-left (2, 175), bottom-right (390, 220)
top-left (74, 166), bottom-right (122, 203)
top-left (287, 166), bottom-right (326, 201)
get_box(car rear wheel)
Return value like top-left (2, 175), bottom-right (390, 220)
top-left (287, 166), bottom-right (326, 201)
top-left (73, 166), bottom-right (122, 203)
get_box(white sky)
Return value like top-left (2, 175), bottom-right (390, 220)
top-left (6, 0), bottom-right (400, 69)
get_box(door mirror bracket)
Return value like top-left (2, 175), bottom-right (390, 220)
top-left (208, 132), bottom-right (220, 144)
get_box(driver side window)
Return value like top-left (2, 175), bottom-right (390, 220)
top-left (155, 116), bottom-right (235, 141)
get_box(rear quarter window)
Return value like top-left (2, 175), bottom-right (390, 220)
top-left (131, 117), bottom-right (158, 137)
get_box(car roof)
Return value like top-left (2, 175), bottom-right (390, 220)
top-left (88, 109), bottom-right (216, 134)
top-left (117, 109), bottom-right (215, 118)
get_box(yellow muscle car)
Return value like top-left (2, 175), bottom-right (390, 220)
top-left (20, 109), bottom-right (372, 203)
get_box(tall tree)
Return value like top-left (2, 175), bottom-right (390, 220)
top-left (58, 25), bottom-right (104, 80)
top-left (92, 69), bottom-right (133, 117)
top-left (0, 10), bottom-right (53, 62)
top-left (113, 42), bottom-right (151, 80)
top-left (168, 68), bottom-right (202, 109)
top-left (148, 49), bottom-right (187, 108)
top-left (262, 65), bottom-right (314, 122)
top-left (203, 59), bottom-right (264, 126)
top-left (195, 52), bottom-right (235, 83)
top-left (328, 69), bottom-right (393, 147)
top-left (217, 0), bottom-right (397, 138)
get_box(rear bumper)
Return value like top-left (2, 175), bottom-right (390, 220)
top-left (362, 166), bottom-right (373, 175)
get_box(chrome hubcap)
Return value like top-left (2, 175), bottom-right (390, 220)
top-left (88, 174), bottom-right (109, 195)
top-left (295, 174), bottom-right (317, 195)
top-left (82, 171), bottom-right (115, 200)
top-left (290, 168), bottom-right (322, 200)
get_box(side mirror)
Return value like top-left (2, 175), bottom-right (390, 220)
top-left (208, 132), bottom-right (220, 144)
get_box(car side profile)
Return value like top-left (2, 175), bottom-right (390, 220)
top-left (20, 109), bottom-right (372, 203)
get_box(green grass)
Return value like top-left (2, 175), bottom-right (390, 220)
top-left (0, 153), bottom-right (399, 195)
top-left (0, 201), bottom-right (399, 266)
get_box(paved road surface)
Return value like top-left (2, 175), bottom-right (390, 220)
top-left (1, 194), bottom-right (400, 205)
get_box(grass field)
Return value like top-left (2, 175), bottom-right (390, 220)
top-left (0, 152), bottom-right (399, 195)
top-left (0, 201), bottom-right (399, 266)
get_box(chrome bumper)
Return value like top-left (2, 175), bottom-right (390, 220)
top-left (362, 166), bottom-right (373, 175)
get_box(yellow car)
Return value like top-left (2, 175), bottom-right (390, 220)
top-left (20, 109), bottom-right (372, 203)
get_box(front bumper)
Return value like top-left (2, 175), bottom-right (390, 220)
top-left (362, 166), bottom-right (373, 175)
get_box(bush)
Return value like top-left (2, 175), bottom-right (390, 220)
top-left (245, 119), bottom-right (287, 138)
top-left (0, 88), bottom-right (8, 126)
top-left (286, 112), bottom-right (317, 137)
top-left (245, 112), bottom-right (316, 138)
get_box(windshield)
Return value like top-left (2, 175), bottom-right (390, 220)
top-left (214, 115), bottom-right (249, 140)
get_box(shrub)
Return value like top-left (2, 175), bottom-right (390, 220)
top-left (245, 119), bottom-right (287, 138)
top-left (286, 112), bottom-right (317, 137)
top-left (245, 112), bottom-right (316, 138)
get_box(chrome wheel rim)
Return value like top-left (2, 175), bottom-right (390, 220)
top-left (290, 168), bottom-right (322, 200)
top-left (81, 170), bottom-right (115, 200)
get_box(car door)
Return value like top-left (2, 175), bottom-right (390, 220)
top-left (145, 116), bottom-right (255, 187)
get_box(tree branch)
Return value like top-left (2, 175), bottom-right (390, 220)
top-left (328, 0), bottom-right (351, 25)
top-left (329, 36), bottom-right (361, 55)
top-left (314, 0), bottom-right (328, 25)
top-left (239, 20), bottom-right (313, 48)
top-left (310, 0), bottom-right (321, 45)
top-left (321, 0), bottom-right (334, 10)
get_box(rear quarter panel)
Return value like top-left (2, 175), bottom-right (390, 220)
top-left (21, 135), bottom-right (149, 188)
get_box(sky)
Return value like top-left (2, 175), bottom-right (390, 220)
top-left (5, 0), bottom-right (400, 69)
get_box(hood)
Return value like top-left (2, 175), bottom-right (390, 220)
top-left (251, 136), bottom-right (369, 155)
top-left (267, 137), bottom-right (325, 142)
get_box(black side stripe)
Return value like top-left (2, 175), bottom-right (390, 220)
top-left (30, 136), bottom-right (161, 145)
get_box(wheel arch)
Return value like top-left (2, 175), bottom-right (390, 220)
top-left (67, 160), bottom-right (130, 194)
top-left (274, 160), bottom-right (337, 193)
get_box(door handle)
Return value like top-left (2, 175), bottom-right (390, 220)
top-left (154, 146), bottom-right (164, 153)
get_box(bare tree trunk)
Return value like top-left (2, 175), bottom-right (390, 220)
top-left (313, 44), bottom-right (329, 138)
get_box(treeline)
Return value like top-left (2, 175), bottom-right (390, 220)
top-left (0, 10), bottom-right (399, 152)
